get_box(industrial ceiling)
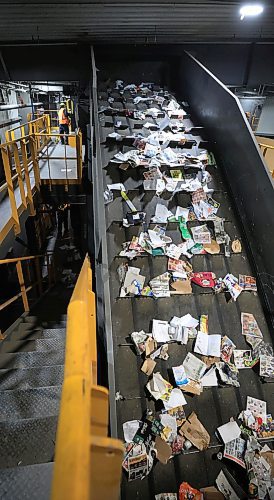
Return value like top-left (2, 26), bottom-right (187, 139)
top-left (0, 1), bottom-right (274, 45)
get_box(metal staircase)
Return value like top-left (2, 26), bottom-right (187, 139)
top-left (0, 313), bottom-right (66, 499)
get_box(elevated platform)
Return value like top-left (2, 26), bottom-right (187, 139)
top-left (39, 142), bottom-right (80, 182)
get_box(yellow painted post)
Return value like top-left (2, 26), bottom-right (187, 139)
top-left (12, 142), bottom-right (27, 209)
top-left (35, 256), bottom-right (43, 296)
top-left (90, 437), bottom-right (123, 500)
top-left (29, 136), bottom-right (41, 190)
top-left (16, 260), bottom-right (29, 312)
top-left (51, 256), bottom-right (124, 500)
top-left (5, 130), bottom-right (11, 143)
top-left (1, 146), bottom-right (20, 235)
top-left (20, 138), bottom-right (35, 215)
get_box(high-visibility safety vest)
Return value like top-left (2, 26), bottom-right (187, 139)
top-left (58, 108), bottom-right (69, 125)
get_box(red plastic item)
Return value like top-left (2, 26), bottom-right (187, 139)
top-left (191, 272), bottom-right (216, 288)
top-left (179, 482), bottom-right (203, 500)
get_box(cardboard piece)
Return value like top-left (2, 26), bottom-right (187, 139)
top-left (171, 279), bottom-right (192, 294)
top-left (150, 344), bottom-right (169, 361)
top-left (200, 487), bottom-right (225, 500)
top-left (261, 450), bottom-right (274, 476)
top-left (179, 412), bottom-right (210, 450)
top-left (203, 240), bottom-right (220, 255)
top-left (145, 337), bottom-right (157, 356)
top-left (201, 356), bottom-right (220, 367)
top-left (141, 358), bottom-right (156, 376)
top-left (155, 436), bottom-right (172, 464)
top-left (180, 379), bottom-right (202, 395)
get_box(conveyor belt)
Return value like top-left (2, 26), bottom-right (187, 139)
top-left (97, 84), bottom-right (274, 499)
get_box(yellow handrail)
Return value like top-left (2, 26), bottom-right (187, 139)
top-left (0, 252), bottom-right (55, 318)
top-left (0, 126), bottom-right (82, 241)
top-left (258, 142), bottom-right (274, 178)
top-left (51, 255), bottom-right (123, 500)
top-left (5, 115), bottom-right (50, 148)
top-left (258, 142), bottom-right (274, 151)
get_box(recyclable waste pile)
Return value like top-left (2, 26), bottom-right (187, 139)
top-left (100, 80), bottom-right (274, 499)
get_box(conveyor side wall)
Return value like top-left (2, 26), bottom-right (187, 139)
top-left (179, 51), bottom-right (274, 324)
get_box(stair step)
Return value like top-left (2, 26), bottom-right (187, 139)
top-left (24, 315), bottom-right (40, 325)
top-left (8, 327), bottom-right (66, 342)
top-left (42, 328), bottom-right (66, 338)
top-left (0, 416), bottom-right (58, 468)
top-left (45, 321), bottom-right (67, 329)
top-left (0, 386), bottom-right (61, 421)
top-left (0, 338), bottom-right (66, 353)
top-left (0, 463), bottom-right (53, 500)
top-left (18, 323), bottom-right (37, 335)
top-left (0, 350), bottom-right (65, 369)
top-left (26, 314), bottom-right (67, 324)
top-left (0, 365), bottom-right (64, 391)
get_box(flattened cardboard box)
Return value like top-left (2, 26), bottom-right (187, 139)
top-left (179, 412), bottom-right (210, 451)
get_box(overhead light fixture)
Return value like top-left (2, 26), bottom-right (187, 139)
top-left (240, 4), bottom-right (264, 20)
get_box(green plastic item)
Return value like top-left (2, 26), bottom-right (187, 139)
top-left (178, 217), bottom-right (192, 240)
top-left (152, 248), bottom-right (165, 256)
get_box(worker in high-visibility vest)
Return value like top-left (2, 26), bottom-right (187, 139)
top-left (58, 103), bottom-right (70, 145)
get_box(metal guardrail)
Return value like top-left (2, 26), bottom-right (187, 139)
top-left (0, 125), bottom-right (82, 242)
top-left (258, 142), bottom-right (274, 178)
top-left (51, 255), bottom-right (123, 500)
top-left (0, 252), bottom-right (56, 337)
top-left (5, 114), bottom-right (51, 152)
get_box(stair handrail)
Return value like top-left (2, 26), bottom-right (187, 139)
top-left (51, 255), bottom-right (123, 500)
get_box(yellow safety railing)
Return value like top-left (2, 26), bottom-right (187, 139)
top-left (0, 127), bottom-right (82, 242)
top-left (5, 114), bottom-right (51, 152)
top-left (28, 110), bottom-right (59, 131)
top-left (0, 252), bottom-right (56, 337)
top-left (258, 142), bottom-right (274, 178)
top-left (51, 255), bottom-right (123, 500)
top-left (34, 130), bottom-right (82, 190)
top-left (0, 134), bottom-right (41, 241)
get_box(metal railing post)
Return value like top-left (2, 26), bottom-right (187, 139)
top-left (1, 146), bottom-right (20, 235)
top-left (12, 141), bottom-right (27, 209)
top-left (16, 260), bottom-right (29, 312)
top-left (20, 138), bottom-right (35, 215)
top-left (29, 135), bottom-right (41, 190)
top-left (46, 140), bottom-right (52, 191)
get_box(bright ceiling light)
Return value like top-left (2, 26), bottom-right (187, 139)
top-left (240, 4), bottom-right (264, 20)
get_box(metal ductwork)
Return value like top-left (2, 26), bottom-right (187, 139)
top-left (0, 102), bottom-right (42, 111)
